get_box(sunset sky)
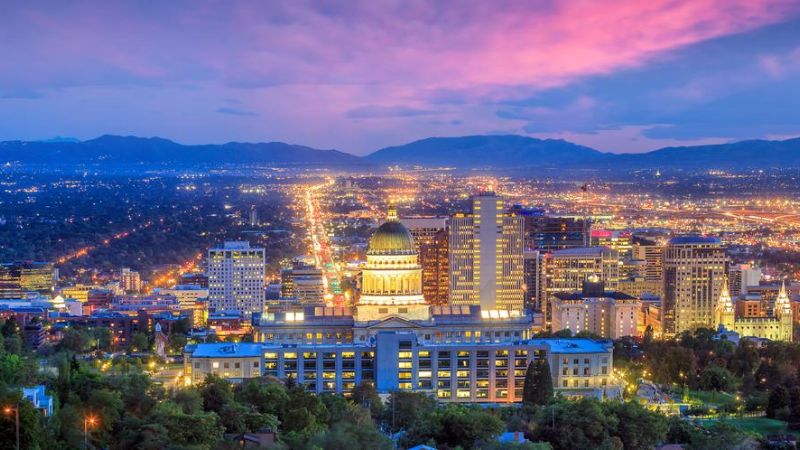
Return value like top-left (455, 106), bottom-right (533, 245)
top-left (2, 0), bottom-right (800, 154)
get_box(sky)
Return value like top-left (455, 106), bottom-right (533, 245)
top-left (1, 0), bottom-right (800, 155)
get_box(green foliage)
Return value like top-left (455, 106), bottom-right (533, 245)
top-left (523, 359), bottom-right (553, 406)
top-left (130, 332), bottom-right (150, 352)
top-left (698, 364), bottom-right (739, 392)
top-left (404, 404), bottom-right (505, 450)
top-left (0, 388), bottom-right (45, 450)
top-left (351, 381), bottom-right (385, 420)
top-left (384, 391), bottom-right (437, 433)
top-left (531, 398), bottom-right (667, 450)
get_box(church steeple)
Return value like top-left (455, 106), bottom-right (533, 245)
top-left (716, 274), bottom-right (735, 330)
top-left (776, 280), bottom-right (792, 318)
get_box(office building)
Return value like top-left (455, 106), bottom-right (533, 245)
top-left (449, 194), bottom-right (525, 311)
top-left (158, 285), bottom-right (210, 327)
top-left (208, 241), bottom-right (266, 316)
top-left (280, 261), bottom-right (325, 304)
top-left (631, 236), bottom-right (665, 289)
top-left (0, 262), bottom-right (56, 299)
top-left (590, 230), bottom-right (633, 259)
top-left (728, 264), bottom-right (762, 297)
top-left (550, 278), bottom-right (640, 339)
top-left (185, 336), bottom-right (618, 402)
top-left (662, 236), bottom-right (726, 335)
top-left (402, 217), bottom-right (449, 306)
top-left (120, 268), bottom-right (142, 293)
top-left (544, 247), bottom-right (620, 324)
top-left (520, 213), bottom-right (591, 251)
top-left (523, 250), bottom-right (547, 313)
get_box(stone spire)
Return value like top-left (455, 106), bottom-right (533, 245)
top-left (776, 280), bottom-right (792, 318)
top-left (716, 274), bottom-right (735, 330)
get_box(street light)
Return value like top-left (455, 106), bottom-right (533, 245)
top-left (4, 405), bottom-right (19, 450)
top-left (84, 415), bottom-right (98, 450)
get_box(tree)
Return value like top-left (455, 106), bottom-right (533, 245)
top-left (603, 401), bottom-right (667, 450)
top-left (130, 332), bottom-right (150, 352)
top-left (532, 398), bottom-right (621, 450)
top-left (404, 404), bottom-right (505, 450)
top-left (384, 391), bottom-right (437, 433)
top-left (698, 364), bottom-right (738, 392)
top-left (523, 358), bottom-right (553, 406)
top-left (59, 328), bottom-right (91, 353)
top-left (642, 325), bottom-right (654, 347)
top-left (199, 374), bottom-right (235, 414)
top-left (234, 378), bottom-right (289, 417)
top-left (351, 381), bottom-right (384, 420)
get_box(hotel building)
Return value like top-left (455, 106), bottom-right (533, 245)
top-left (208, 241), bottom-right (266, 316)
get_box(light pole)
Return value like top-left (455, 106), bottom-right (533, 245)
top-left (84, 415), bottom-right (97, 450)
top-left (3, 404), bottom-right (19, 450)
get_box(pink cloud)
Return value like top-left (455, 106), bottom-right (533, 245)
top-left (1, 0), bottom-right (797, 93)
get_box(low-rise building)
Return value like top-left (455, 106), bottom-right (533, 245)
top-left (550, 279), bottom-right (641, 339)
top-left (184, 334), bottom-right (618, 402)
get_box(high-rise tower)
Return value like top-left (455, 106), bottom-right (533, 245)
top-left (448, 194), bottom-right (524, 311)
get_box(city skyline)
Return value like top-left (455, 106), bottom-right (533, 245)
top-left (2, 1), bottom-right (800, 154)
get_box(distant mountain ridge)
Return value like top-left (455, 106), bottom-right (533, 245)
top-left (0, 135), bottom-right (362, 167)
top-left (1, 134), bottom-right (799, 170)
top-left (365, 135), bottom-right (800, 169)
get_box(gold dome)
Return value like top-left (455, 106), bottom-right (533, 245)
top-left (367, 206), bottom-right (416, 255)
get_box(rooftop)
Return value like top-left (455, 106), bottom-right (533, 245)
top-left (528, 338), bottom-right (611, 354)
top-left (189, 343), bottom-right (264, 358)
top-left (668, 235), bottom-right (721, 245)
top-left (550, 246), bottom-right (614, 257)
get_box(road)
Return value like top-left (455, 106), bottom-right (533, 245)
top-left (303, 178), bottom-right (344, 305)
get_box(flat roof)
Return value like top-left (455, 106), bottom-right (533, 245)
top-left (668, 236), bottom-right (721, 245)
top-left (190, 343), bottom-right (263, 358)
top-left (551, 246), bottom-right (613, 257)
top-left (528, 338), bottom-right (611, 354)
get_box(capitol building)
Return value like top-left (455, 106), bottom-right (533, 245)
top-left (185, 207), bottom-right (620, 402)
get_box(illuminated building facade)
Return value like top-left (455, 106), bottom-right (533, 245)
top-left (590, 230), bottom-right (633, 259)
top-left (207, 241), bottom-right (266, 316)
top-left (523, 250), bottom-right (547, 313)
top-left (524, 214), bottom-right (591, 251)
top-left (186, 207), bottom-right (619, 401)
top-left (0, 262), bottom-right (56, 299)
top-left (662, 236), bottom-right (727, 335)
top-left (184, 337), bottom-right (619, 402)
top-left (402, 217), bottom-right (449, 306)
top-left (544, 246), bottom-right (620, 324)
top-left (550, 278), bottom-right (640, 339)
top-left (717, 279), bottom-right (792, 342)
top-left (449, 194), bottom-right (525, 311)
top-left (631, 236), bottom-right (664, 292)
top-left (120, 268), bottom-right (142, 293)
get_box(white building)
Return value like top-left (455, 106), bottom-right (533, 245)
top-left (208, 241), bottom-right (266, 316)
top-left (551, 279), bottom-right (641, 339)
top-left (449, 194), bottom-right (525, 311)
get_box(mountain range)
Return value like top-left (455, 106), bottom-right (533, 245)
top-left (1, 134), bottom-right (799, 170)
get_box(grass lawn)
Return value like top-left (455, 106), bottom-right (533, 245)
top-left (699, 417), bottom-right (798, 437)
top-left (686, 389), bottom-right (735, 406)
